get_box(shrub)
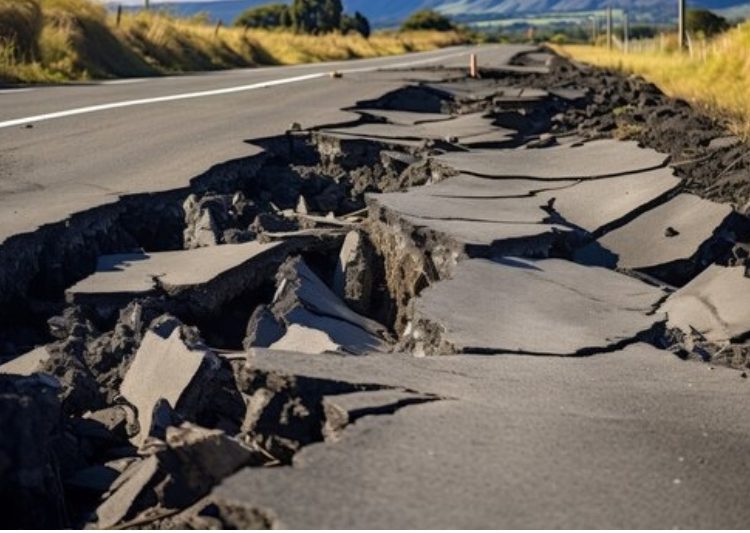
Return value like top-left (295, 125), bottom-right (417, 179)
top-left (234, 4), bottom-right (292, 29)
top-left (401, 9), bottom-right (455, 32)
top-left (0, 0), bottom-right (43, 60)
top-left (291, 0), bottom-right (342, 34)
top-left (687, 9), bottom-right (730, 38)
top-left (340, 11), bottom-right (370, 38)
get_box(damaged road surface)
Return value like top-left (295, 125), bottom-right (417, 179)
top-left (3, 45), bottom-right (750, 529)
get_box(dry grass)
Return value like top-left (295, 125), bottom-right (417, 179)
top-left (0, 0), bottom-right (466, 84)
top-left (554, 22), bottom-right (750, 138)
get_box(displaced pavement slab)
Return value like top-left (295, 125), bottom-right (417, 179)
top-left (67, 241), bottom-right (283, 308)
top-left (215, 345), bottom-right (750, 528)
top-left (120, 328), bottom-right (219, 446)
top-left (314, 130), bottom-right (424, 149)
top-left (274, 258), bottom-right (386, 338)
top-left (322, 113), bottom-right (515, 144)
top-left (661, 264), bottom-right (750, 342)
top-left (0, 346), bottom-right (50, 376)
top-left (322, 389), bottom-right (436, 440)
top-left (435, 139), bottom-right (669, 180)
top-left (425, 81), bottom-right (548, 103)
top-left (269, 324), bottom-right (342, 354)
top-left (548, 87), bottom-right (588, 102)
top-left (271, 309), bottom-right (387, 355)
top-left (95, 456), bottom-right (161, 529)
top-left (368, 190), bottom-right (549, 224)
top-left (406, 257), bottom-right (665, 355)
top-left (397, 216), bottom-right (571, 251)
top-left (356, 109), bottom-right (452, 125)
top-left (540, 167), bottom-right (681, 234)
top-left (262, 257), bottom-right (390, 355)
top-left (417, 174), bottom-right (578, 199)
top-left (577, 194), bottom-right (734, 270)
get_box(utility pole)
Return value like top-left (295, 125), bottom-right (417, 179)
top-left (591, 15), bottom-right (598, 44)
top-left (678, 0), bottom-right (686, 50)
top-left (606, 6), bottom-right (613, 50)
top-left (144, 0), bottom-right (150, 9)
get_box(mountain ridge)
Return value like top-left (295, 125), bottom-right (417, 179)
top-left (115, 0), bottom-right (750, 27)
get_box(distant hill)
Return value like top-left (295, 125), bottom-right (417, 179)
top-left (115, 0), bottom-right (750, 27)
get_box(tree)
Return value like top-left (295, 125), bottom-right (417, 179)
top-left (686, 9), bottom-right (729, 38)
top-left (341, 11), bottom-right (371, 38)
top-left (319, 0), bottom-right (342, 33)
top-left (234, 4), bottom-right (292, 29)
top-left (291, 0), bottom-right (343, 34)
top-left (401, 9), bottom-right (455, 32)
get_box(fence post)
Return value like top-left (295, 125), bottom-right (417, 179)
top-left (606, 7), bottom-right (613, 50)
top-left (469, 53), bottom-right (478, 78)
top-left (144, 0), bottom-right (149, 10)
top-left (214, 21), bottom-right (222, 38)
top-left (623, 11), bottom-right (629, 53)
top-left (116, 4), bottom-right (122, 27)
top-left (678, 0), bottom-right (686, 50)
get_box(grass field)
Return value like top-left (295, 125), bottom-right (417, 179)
top-left (554, 22), bottom-right (750, 137)
top-left (0, 0), bottom-right (467, 83)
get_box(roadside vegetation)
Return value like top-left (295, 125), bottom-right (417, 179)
top-left (401, 10), bottom-right (457, 32)
top-left (0, 0), bottom-right (466, 84)
top-left (554, 11), bottom-right (750, 137)
top-left (234, 0), bottom-right (370, 38)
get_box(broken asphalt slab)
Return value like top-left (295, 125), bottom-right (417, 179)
top-left (434, 139), bottom-right (669, 180)
top-left (404, 257), bottom-right (665, 355)
top-left (661, 264), bottom-right (750, 343)
top-left (66, 241), bottom-right (286, 314)
top-left (0, 346), bottom-right (50, 376)
top-left (249, 257), bottom-right (389, 355)
top-left (425, 81), bottom-right (548, 103)
top-left (322, 112), bottom-right (516, 145)
top-left (355, 109), bottom-right (452, 125)
top-left (214, 345), bottom-right (750, 529)
top-left (368, 189), bottom-right (550, 224)
top-left (576, 193), bottom-right (736, 273)
top-left (540, 167), bottom-right (681, 234)
top-left (120, 326), bottom-right (220, 446)
top-left (416, 174), bottom-right (578, 199)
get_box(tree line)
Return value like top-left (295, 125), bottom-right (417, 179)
top-left (234, 2), bottom-right (458, 38)
top-left (234, 0), bottom-right (370, 38)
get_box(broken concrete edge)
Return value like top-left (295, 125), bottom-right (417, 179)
top-left (636, 210), bottom-right (750, 282)
top-left (0, 345), bottom-right (51, 376)
top-left (403, 302), bottom-right (669, 357)
top-left (163, 236), bottom-right (342, 317)
top-left (364, 197), bottom-right (581, 334)
top-left (0, 150), bottom-right (271, 326)
top-left (587, 178), bottom-right (684, 239)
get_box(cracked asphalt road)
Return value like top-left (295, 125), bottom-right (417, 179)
top-left (2, 44), bottom-right (750, 529)
top-left (0, 45), bottom-right (531, 245)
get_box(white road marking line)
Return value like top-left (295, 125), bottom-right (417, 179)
top-left (0, 49), bottom-right (472, 130)
top-left (0, 88), bottom-right (36, 94)
top-left (99, 78), bottom-right (146, 85)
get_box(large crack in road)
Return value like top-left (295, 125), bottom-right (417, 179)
top-left (3, 48), bottom-right (750, 528)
